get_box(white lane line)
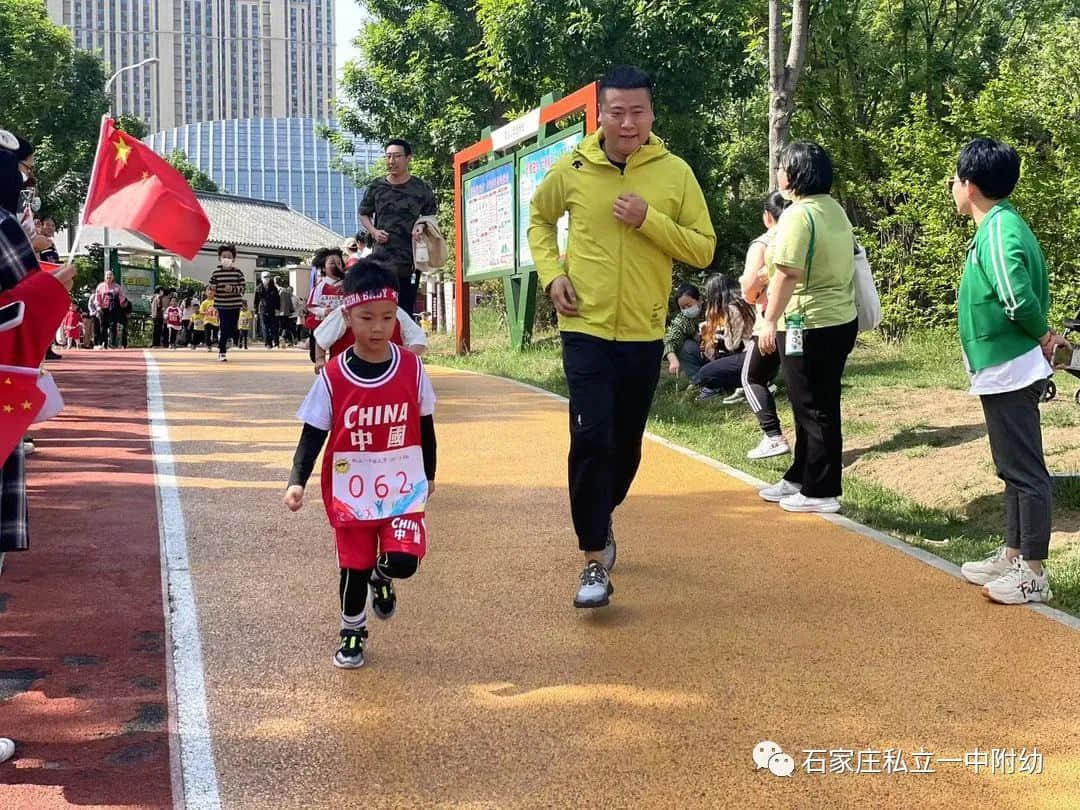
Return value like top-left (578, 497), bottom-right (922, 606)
top-left (145, 351), bottom-right (223, 810)
top-left (435, 366), bottom-right (1080, 634)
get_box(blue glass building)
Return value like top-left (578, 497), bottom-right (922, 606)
top-left (145, 117), bottom-right (382, 237)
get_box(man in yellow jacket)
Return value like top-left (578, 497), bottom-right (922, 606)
top-left (528, 65), bottom-right (716, 609)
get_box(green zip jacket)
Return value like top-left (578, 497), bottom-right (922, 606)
top-left (958, 200), bottom-right (1050, 372)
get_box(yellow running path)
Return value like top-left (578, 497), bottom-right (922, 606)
top-left (155, 350), bottom-right (1080, 809)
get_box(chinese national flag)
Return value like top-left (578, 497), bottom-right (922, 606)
top-left (0, 372), bottom-right (45, 465)
top-left (83, 117), bottom-right (210, 260)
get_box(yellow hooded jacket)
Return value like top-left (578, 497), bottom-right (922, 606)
top-left (527, 130), bottom-right (716, 341)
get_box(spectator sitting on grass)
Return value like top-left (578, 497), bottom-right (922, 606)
top-left (663, 283), bottom-right (703, 380)
top-left (694, 275), bottom-right (755, 402)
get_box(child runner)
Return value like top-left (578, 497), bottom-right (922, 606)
top-left (189, 300), bottom-right (204, 349)
top-left (284, 262), bottom-right (437, 668)
top-left (305, 247), bottom-right (346, 363)
top-left (313, 256), bottom-right (428, 370)
top-left (238, 301), bottom-right (252, 349)
top-left (164, 295), bottom-right (183, 349)
top-left (61, 303), bottom-right (84, 349)
top-left (200, 287), bottom-right (219, 353)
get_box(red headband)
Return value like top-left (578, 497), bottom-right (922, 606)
top-left (342, 288), bottom-right (399, 309)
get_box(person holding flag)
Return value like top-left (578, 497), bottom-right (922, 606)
top-left (0, 129), bottom-right (75, 764)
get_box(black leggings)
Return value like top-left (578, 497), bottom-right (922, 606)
top-left (339, 552), bottom-right (420, 617)
top-left (740, 336), bottom-right (782, 437)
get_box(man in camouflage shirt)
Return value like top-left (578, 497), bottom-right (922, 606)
top-left (359, 138), bottom-right (437, 318)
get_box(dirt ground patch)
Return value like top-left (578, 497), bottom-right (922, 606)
top-left (844, 387), bottom-right (1080, 548)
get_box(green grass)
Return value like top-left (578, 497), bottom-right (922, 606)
top-left (429, 311), bottom-right (1080, 618)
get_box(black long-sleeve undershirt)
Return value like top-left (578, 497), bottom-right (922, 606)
top-left (288, 353), bottom-right (437, 488)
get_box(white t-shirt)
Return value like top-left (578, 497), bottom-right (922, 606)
top-left (296, 355), bottom-right (437, 430)
top-left (967, 344), bottom-right (1051, 396)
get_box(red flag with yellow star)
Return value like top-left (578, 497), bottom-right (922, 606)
top-left (82, 117), bottom-right (210, 260)
top-left (0, 371), bottom-right (44, 464)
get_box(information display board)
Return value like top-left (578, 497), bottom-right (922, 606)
top-left (517, 128), bottom-right (583, 270)
top-left (118, 264), bottom-right (156, 315)
top-left (462, 159), bottom-right (515, 281)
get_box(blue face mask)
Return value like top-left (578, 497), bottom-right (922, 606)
top-left (681, 305), bottom-right (701, 318)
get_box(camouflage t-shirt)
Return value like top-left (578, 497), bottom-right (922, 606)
top-left (359, 176), bottom-right (437, 278)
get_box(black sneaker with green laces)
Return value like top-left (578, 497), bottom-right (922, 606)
top-left (370, 573), bottom-right (397, 620)
top-left (333, 628), bottom-right (368, 669)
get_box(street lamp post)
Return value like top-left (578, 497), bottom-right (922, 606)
top-left (95, 58), bottom-right (160, 272)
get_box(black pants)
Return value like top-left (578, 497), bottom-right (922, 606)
top-left (261, 312), bottom-right (279, 347)
top-left (102, 313), bottom-right (123, 348)
top-left (778, 318), bottom-right (858, 498)
top-left (152, 316), bottom-right (164, 347)
top-left (741, 336), bottom-right (783, 437)
top-left (398, 271), bottom-right (420, 321)
top-left (217, 307), bottom-right (239, 357)
top-left (562, 332), bottom-right (663, 551)
top-left (339, 553), bottom-right (420, 618)
top-left (676, 338), bottom-right (704, 381)
top-left (239, 327), bottom-right (248, 349)
top-left (695, 350), bottom-right (745, 390)
top-left (981, 380), bottom-right (1052, 560)
top-left (167, 327), bottom-right (179, 348)
top-left (204, 325), bottom-right (218, 348)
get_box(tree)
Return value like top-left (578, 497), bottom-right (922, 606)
top-left (0, 0), bottom-right (109, 226)
top-left (115, 114), bottom-right (150, 140)
top-left (767, 0), bottom-right (811, 187)
top-left (166, 150), bottom-right (218, 192)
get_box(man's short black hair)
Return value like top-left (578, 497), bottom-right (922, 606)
top-left (313, 247), bottom-right (344, 269)
top-left (217, 243), bottom-right (236, 258)
top-left (385, 138), bottom-right (412, 156)
top-left (598, 66), bottom-right (654, 106)
top-left (675, 283), bottom-right (701, 301)
top-left (779, 142), bottom-right (834, 196)
top-left (343, 257), bottom-right (399, 295)
top-left (154, 286), bottom-right (163, 294)
top-left (956, 138), bottom-right (1020, 200)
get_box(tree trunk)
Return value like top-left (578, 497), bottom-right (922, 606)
top-left (768, 0), bottom-right (812, 189)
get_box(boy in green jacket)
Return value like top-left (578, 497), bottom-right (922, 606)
top-left (951, 138), bottom-right (1067, 605)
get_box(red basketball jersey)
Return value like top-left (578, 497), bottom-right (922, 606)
top-left (320, 344), bottom-right (427, 526)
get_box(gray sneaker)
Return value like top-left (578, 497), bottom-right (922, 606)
top-left (602, 518), bottom-right (617, 572)
top-left (574, 561), bottom-right (614, 608)
top-left (333, 628), bottom-right (367, 669)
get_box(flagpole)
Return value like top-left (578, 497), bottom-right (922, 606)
top-left (66, 113), bottom-right (110, 263)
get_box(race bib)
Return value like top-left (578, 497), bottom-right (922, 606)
top-left (330, 447), bottom-right (427, 523)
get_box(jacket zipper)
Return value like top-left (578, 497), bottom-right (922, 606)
top-left (614, 159), bottom-right (627, 341)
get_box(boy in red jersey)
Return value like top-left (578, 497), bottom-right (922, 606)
top-left (284, 262), bottom-right (437, 668)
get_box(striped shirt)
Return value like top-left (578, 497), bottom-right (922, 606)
top-left (208, 265), bottom-right (246, 310)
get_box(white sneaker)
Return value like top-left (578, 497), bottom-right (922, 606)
top-left (779, 492), bottom-right (842, 513)
top-left (759, 479), bottom-right (800, 502)
top-left (574, 561), bottom-right (613, 608)
top-left (721, 388), bottom-right (747, 405)
top-left (21, 440), bottom-right (34, 456)
top-left (747, 435), bottom-right (791, 460)
top-left (0, 737), bottom-right (13, 764)
top-left (983, 557), bottom-right (1052, 605)
top-left (960, 547), bottom-right (1014, 586)
top-left (601, 518), bottom-right (616, 572)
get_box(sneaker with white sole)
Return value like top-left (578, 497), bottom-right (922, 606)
top-left (601, 518), bottom-right (616, 572)
top-left (759, 479), bottom-right (800, 502)
top-left (574, 561), bottom-right (614, 608)
top-left (721, 388), bottom-right (747, 405)
top-left (960, 546), bottom-right (1014, 586)
top-left (779, 492), bottom-right (842, 513)
top-left (333, 628), bottom-right (368, 668)
top-left (747, 435), bottom-right (791, 460)
top-left (983, 557), bottom-right (1052, 605)
top-left (0, 737), bottom-right (13, 764)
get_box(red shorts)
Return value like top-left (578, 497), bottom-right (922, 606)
top-left (334, 514), bottom-right (427, 570)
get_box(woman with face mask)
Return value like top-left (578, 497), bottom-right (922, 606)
top-left (662, 283), bottom-right (704, 380)
top-left (207, 244), bottom-right (245, 362)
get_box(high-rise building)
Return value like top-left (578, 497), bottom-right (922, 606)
top-left (145, 117), bottom-right (382, 237)
top-left (46, 0), bottom-right (336, 132)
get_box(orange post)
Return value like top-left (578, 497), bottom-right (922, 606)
top-left (453, 82), bottom-right (599, 354)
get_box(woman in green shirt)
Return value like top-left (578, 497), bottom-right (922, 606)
top-left (757, 143), bottom-right (857, 513)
